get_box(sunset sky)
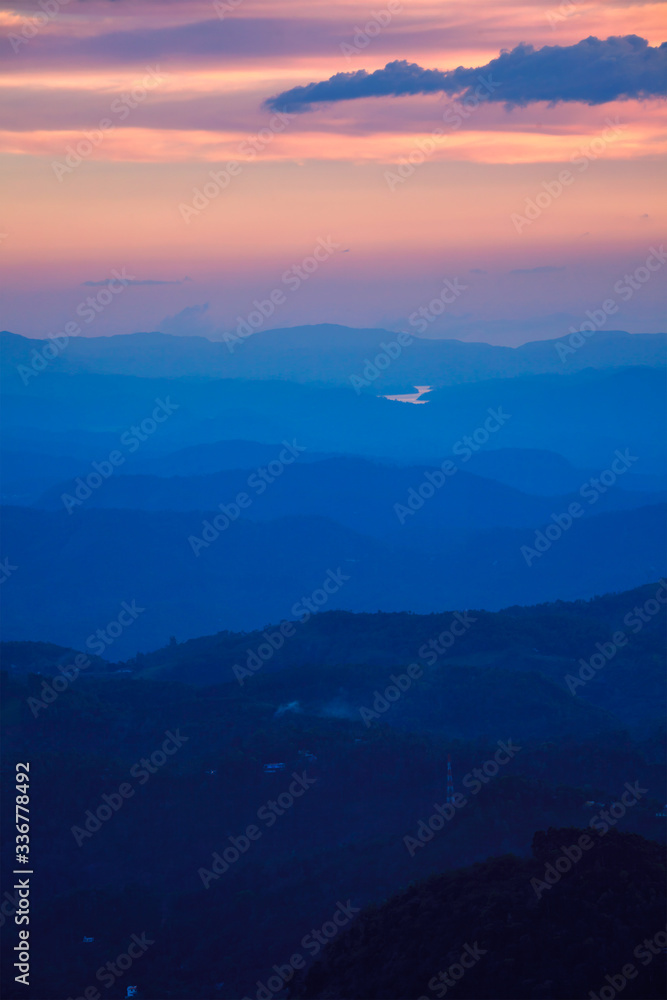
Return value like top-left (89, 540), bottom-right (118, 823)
top-left (1, 0), bottom-right (665, 343)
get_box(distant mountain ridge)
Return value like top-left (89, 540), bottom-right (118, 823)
top-left (2, 326), bottom-right (665, 390)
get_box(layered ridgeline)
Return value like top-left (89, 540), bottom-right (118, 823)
top-left (2, 326), bottom-right (666, 389)
top-left (4, 582), bottom-right (666, 740)
top-left (1, 355), bottom-right (665, 653)
top-left (2, 356), bottom-right (665, 471)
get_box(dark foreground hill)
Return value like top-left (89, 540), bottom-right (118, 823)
top-left (291, 827), bottom-right (667, 1000)
top-left (1, 584), bottom-right (665, 1000)
top-left (1, 664), bottom-right (664, 1000)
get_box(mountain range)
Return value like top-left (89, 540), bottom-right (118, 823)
top-left (2, 325), bottom-right (666, 389)
top-left (2, 328), bottom-right (665, 654)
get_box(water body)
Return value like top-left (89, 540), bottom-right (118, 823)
top-left (381, 385), bottom-right (432, 404)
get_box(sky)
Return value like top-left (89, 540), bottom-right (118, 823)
top-left (1, 0), bottom-right (665, 344)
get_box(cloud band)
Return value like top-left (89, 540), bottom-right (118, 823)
top-left (265, 35), bottom-right (667, 112)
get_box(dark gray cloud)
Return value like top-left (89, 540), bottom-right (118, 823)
top-left (265, 35), bottom-right (667, 112)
